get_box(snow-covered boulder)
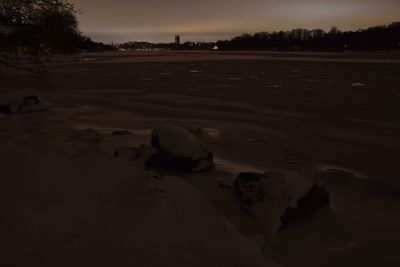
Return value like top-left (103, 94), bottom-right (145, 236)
top-left (150, 125), bottom-right (214, 172)
top-left (234, 170), bottom-right (329, 235)
top-left (18, 95), bottom-right (50, 113)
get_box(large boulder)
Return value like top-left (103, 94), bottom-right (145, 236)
top-left (18, 95), bottom-right (50, 113)
top-left (150, 125), bottom-right (214, 172)
top-left (234, 170), bottom-right (329, 234)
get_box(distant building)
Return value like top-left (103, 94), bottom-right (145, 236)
top-left (175, 35), bottom-right (181, 45)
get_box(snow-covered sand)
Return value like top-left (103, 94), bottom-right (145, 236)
top-left (1, 51), bottom-right (400, 266)
top-left (0, 142), bottom-right (277, 267)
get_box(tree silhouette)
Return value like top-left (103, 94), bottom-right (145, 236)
top-left (216, 22), bottom-right (400, 51)
top-left (0, 0), bottom-right (79, 53)
top-left (0, 0), bottom-right (111, 70)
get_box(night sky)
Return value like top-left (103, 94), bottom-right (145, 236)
top-left (72, 0), bottom-right (400, 43)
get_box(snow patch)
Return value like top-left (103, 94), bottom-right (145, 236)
top-left (214, 157), bottom-right (264, 175)
top-left (351, 82), bottom-right (365, 87)
top-left (267, 85), bottom-right (284, 88)
top-left (318, 164), bottom-right (368, 179)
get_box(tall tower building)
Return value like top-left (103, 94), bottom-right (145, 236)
top-left (175, 35), bottom-right (181, 45)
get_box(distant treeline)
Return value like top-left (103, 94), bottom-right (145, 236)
top-left (216, 22), bottom-right (400, 51)
top-left (117, 42), bottom-right (173, 51)
top-left (0, 25), bottom-right (113, 54)
top-left (78, 36), bottom-right (114, 52)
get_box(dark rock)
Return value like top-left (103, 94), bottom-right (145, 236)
top-left (0, 105), bottom-right (11, 114)
top-left (234, 171), bottom-right (330, 229)
top-left (18, 95), bottom-right (50, 113)
top-left (234, 172), bottom-right (266, 206)
top-left (281, 184), bottom-right (330, 226)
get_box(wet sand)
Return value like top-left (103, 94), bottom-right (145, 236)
top-left (1, 51), bottom-right (400, 266)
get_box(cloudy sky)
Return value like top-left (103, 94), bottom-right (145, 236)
top-left (72, 0), bottom-right (400, 43)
